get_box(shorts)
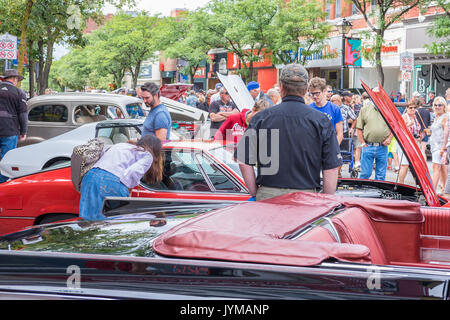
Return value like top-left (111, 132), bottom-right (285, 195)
top-left (397, 142), bottom-right (409, 166)
top-left (432, 149), bottom-right (443, 164)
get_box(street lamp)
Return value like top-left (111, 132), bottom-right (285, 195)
top-left (336, 18), bottom-right (352, 90)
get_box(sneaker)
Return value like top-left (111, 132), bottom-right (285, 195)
top-left (354, 162), bottom-right (360, 169)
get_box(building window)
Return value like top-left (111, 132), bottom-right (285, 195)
top-left (335, 0), bottom-right (341, 18)
top-left (326, 0), bottom-right (331, 19)
top-left (139, 65), bottom-right (153, 79)
top-left (352, 3), bottom-right (359, 15)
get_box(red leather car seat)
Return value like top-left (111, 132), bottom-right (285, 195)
top-left (421, 207), bottom-right (450, 236)
top-left (332, 208), bottom-right (389, 265)
top-left (297, 226), bottom-right (337, 243)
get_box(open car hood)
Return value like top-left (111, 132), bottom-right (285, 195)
top-left (217, 73), bottom-right (255, 111)
top-left (362, 82), bottom-right (440, 207)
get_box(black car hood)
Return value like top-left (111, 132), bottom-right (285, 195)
top-left (0, 214), bottom-right (195, 257)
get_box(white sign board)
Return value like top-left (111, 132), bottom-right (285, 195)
top-left (0, 33), bottom-right (17, 60)
top-left (400, 52), bottom-right (414, 72)
top-left (217, 73), bottom-right (255, 111)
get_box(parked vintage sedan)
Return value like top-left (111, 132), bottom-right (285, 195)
top-left (22, 92), bottom-right (208, 148)
top-left (0, 119), bottom-right (187, 179)
top-left (0, 191), bottom-right (449, 299)
top-left (22, 93), bottom-right (145, 147)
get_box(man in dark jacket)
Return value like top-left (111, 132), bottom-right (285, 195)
top-left (0, 69), bottom-right (28, 183)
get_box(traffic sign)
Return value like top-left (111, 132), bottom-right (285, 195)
top-left (400, 52), bottom-right (414, 72)
top-left (0, 33), bottom-right (17, 60)
top-left (402, 70), bottom-right (412, 82)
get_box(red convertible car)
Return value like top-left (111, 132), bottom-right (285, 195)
top-left (0, 138), bottom-right (250, 235)
top-left (0, 83), bottom-right (448, 236)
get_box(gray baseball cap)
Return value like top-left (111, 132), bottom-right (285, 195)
top-left (280, 64), bottom-right (308, 85)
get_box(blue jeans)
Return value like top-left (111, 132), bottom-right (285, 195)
top-left (360, 145), bottom-right (388, 181)
top-left (79, 168), bottom-right (129, 220)
top-left (0, 135), bottom-right (18, 183)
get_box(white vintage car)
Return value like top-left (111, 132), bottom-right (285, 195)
top-left (0, 119), bottom-right (187, 179)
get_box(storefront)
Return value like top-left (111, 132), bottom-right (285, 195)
top-left (301, 37), bottom-right (347, 90)
top-left (226, 50), bottom-right (277, 92)
top-left (352, 28), bottom-right (403, 97)
top-left (406, 25), bottom-right (450, 99)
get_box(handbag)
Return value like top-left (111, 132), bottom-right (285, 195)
top-left (70, 138), bottom-right (110, 192)
top-left (416, 110), bottom-right (431, 136)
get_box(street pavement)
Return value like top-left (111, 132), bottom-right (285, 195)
top-left (340, 158), bottom-right (434, 188)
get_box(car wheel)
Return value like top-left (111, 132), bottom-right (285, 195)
top-left (38, 214), bottom-right (77, 225)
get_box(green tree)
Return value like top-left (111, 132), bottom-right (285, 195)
top-left (94, 12), bottom-right (160, 89)
top-left (425, 0), bottom-right (450, 56)
top-left (351, 0), bottom-right (423, 86)
top-left (269, 0), bottom-right (332, 66)
top-left (154, 12), bottom-right (212, 82)
top-left (192, 0), bottom-right (278, 82)
top-left (0, 0), bottom-right (135, 94)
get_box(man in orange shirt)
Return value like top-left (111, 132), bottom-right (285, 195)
top-left (214, 99), bottom-right (270, 143)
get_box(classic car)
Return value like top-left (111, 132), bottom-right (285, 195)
top-left (0, 139), bottom-right (251, 235)
top-left (22, 92), bottom-right (208, 148)
top-left (22, 93), bottom-right (145, 147)
top-left (0, 119), bottom-right (186, 179)
top-left (0, 191), bottom-right (449, 299)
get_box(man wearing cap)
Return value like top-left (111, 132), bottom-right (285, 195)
top-left (356, 91), bottom-right (393, 181)
top-left (247, 81), bottom-right (274, 107)
top-left (0, 69), bottom-right (28, 183)
top-left (236, 64), bottom-right (342, 200)
top-left (141, 82), bottom-right (171, 141)
top-left (209, 86), bottom-right (239, 138)
top-left (209, 83), bottom-right (223, 106)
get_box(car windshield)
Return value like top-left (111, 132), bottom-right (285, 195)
top-left (208, 145), bottom-right (243, 178)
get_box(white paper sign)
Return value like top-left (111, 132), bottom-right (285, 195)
top-left (0, 33), bottom-right (17, 60)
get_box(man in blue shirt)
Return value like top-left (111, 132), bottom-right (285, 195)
top-left (141, 82), bottom-right (171, 141)
top-left (308, 77), bottom-right (343, 145)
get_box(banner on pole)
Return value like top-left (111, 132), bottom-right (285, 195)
top-left (344, 38), bottom-right (362, 68)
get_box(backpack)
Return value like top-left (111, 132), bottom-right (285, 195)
top-left (71, 138), bottom-right (110, 192)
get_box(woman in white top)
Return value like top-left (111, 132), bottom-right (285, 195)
top-left (429, 96), bottom-right (448, 193)
top-left (79, 134), bottom-right (163, 220)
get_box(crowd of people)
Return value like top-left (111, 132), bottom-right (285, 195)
top-left (2, 64), bottom-right (450, 219)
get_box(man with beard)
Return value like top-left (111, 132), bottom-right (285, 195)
top-left (141, 82), bottom-right (171, 141)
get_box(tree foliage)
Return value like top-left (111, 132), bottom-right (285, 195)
top-left (425, 0), bottom-right (450, 56)
top-left (49, 12), bottom-right (160, 90)
top-left (0, 0), bottom-right (135, 93)
top-left (270, 0), bottom-right (332, 66)
top-left (351, 0), bottom-right (423, 86)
